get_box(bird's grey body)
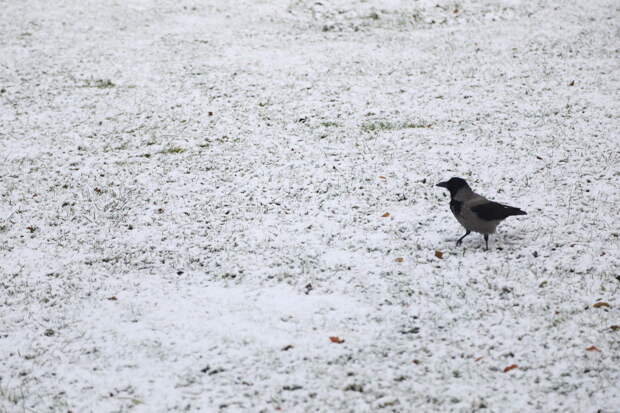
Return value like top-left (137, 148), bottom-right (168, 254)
top-left (437, 177), bottom-right (526, 250)
top-left (451, 193), bottom-right (501, 235)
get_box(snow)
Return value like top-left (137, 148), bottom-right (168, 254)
top-left (1, 0), bottom-right (619, 411)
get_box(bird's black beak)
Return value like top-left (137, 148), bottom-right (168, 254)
top-left (436, 181), bottom-right (448, 188)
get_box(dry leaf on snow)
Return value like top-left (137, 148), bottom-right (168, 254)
top-left (503, 364), bottom-right (518, 373)
top-left (593, 302), bottom-right (610, 308)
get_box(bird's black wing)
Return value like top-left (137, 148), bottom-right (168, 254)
top-left (471, 201), bottom-right (526, 221)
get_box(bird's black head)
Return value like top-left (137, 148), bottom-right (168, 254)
top-left (436, 177), bottom-right (470, 197)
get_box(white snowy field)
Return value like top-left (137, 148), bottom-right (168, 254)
top-left (1, 0), bottom-right (619, 411)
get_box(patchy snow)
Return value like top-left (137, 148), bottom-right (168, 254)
top-left (1, 0), bottom-right (619, 411)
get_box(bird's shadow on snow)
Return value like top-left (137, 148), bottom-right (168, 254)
top-left (439, 230), bottom-right (530, 253)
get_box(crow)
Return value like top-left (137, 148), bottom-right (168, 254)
top-left (436, 177), bottom-right (527, 250)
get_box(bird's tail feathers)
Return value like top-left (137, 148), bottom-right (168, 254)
top-left (507, 206), bottom-right (527, 216)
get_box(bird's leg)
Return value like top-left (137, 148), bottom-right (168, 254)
top-left (484, 234), bottom-right (489, 251)
top-left (456, 230), bottom-right (471, 246)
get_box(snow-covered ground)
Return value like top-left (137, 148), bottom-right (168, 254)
top-left (1, 0), bottom-right (619, 411)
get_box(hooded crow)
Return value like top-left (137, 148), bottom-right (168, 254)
top-left (436, 177), bottom-right (526, 250)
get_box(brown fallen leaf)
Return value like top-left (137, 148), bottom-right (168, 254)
top-left (434, 251), bottom-right (443, 259)
top-left (503, 364), bottom-right (518, 373)
top-left (394, 257), bottom-right (404, 263)
top-left (610, 325), bottom-right (620, 332)
top-left (382, 212), bottom-right (390, 217)
top-left (379, 176), bottom-right (386, 179)
top-left (586, 345), bottom-right (600, 352)
top-left (474, 356), bottom-right (483, 362)
top-left (107, 296), bottom-right (118, 301)
top-left (329, 336), bottom-right (345, 344)
top-left (593, 302), bottom-right (610, 308)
